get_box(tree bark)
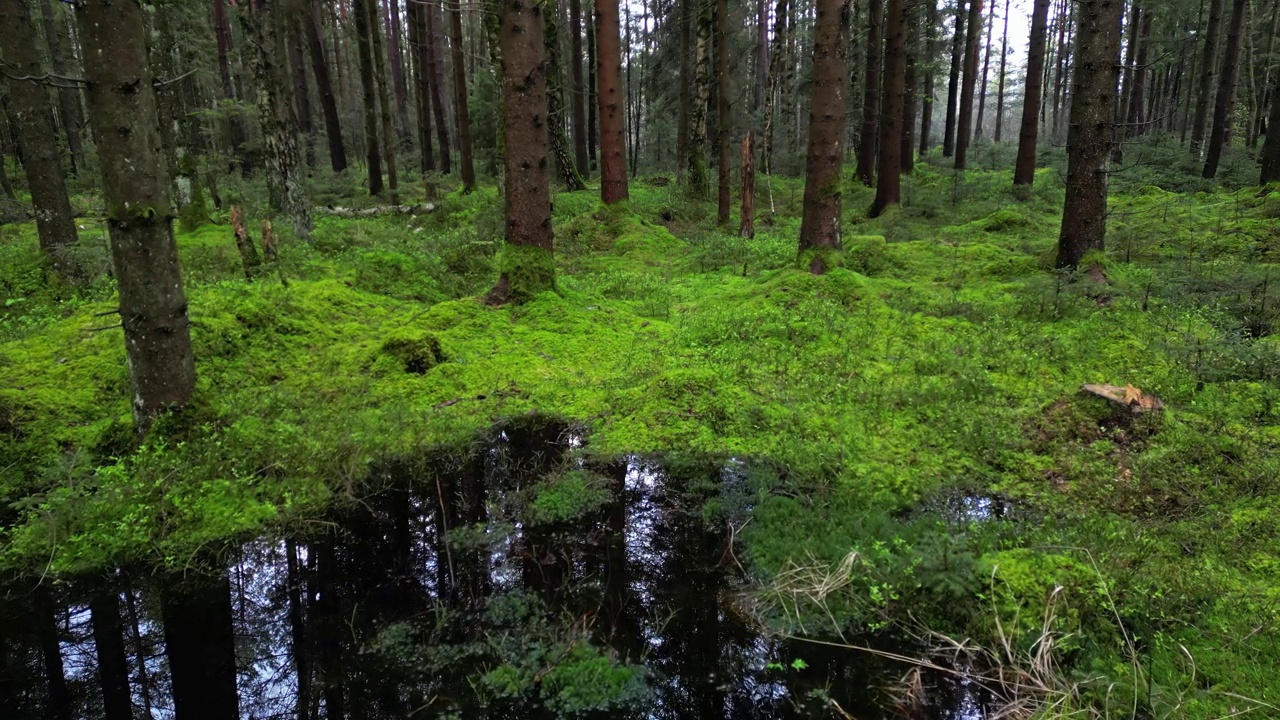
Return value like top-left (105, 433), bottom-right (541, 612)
top-left (0, 0), bottom-right (81, 283)
top-left (716, 0), bottom-right (730, 223)
top-left (369, 0), bottom-right (400, 199)
top-left (546, 0), bottom-right (587, 190)
top-left (1203, 0), bottom-right (1246, 178)
top-left (488, 0), bottom-right (556, 304)
top-left (740, 131), bottom-right (755, 237)
top-left (953, 0), bottom-right (984, 169)
top-left (1190, 0), bottom-right (1224, 158)
top-left (943, 1), bottom-right (967, 157)
top-left (762, 0), bottom-right (790, 174)
top-left (408, 0), bottom-right (435, 172)
top-left (285, 540), bottom-right (312, 720)
top-left (1126, 8), bottom-right (1152, 137)
top-left (386, 0), bottom-right (413, 143)
top-left (588, 12), bottom-right (599, 170)
top-left (919, 0), bottom-right (938, 155)
top-left (1111, 1), bottom-right (1139, 164)
top-left (76, 0), bottom-right (195, 425)
top-left (570, 0), bottom-right (590, 174)
top-left (597, 0), bottom-right (629, 203)
top-left (37, 0), bottom-right (85, 174)
top-left (857, 0), bottom-right (884, 186)
top-left (872, 0), bottom-right (907, 217)
top-left (90, 587), bottom-right (133, 720)
top-left (900, 1), bottom-right (918, 174)
top-left (304, 0), bottom-right (348, 172)
top-left (287, 7), bottom-right (316, 167)
top-left (798, 0), bottom-right (848, 275)
top-left (688, 0), bottom-right (712, 197)
top-left (975, 1), bottom-right (994, 139)
top-left (449, 0), bottom-right (476, 190)
top-left (1057, 0), bottom-right (1123, 270)
top-left (354, 0), bottom-right (385, 194)
top-left (1260, 68), bottom-right (1280, 182)
top-left (994, 0), bottom-right (1010, 141)
top-left (161, 571), bottom-right (241, 720)
top-left (1014, 0), bottom-right (1052, 189)
top-left (426, 1), bottom-right (452, 174)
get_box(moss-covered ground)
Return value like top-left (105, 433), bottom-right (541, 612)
top-left (2, 147), bottom-right (1279, 716)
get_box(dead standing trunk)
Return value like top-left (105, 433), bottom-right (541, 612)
top-left (857, 0), bottom-right (884, 186)
top-left (408, 0), bottom-right (436, 172)
top-left (1203, 0), bottom-right (1246, 179)
top-left (872, 0), bottom-right (907, 217)
top-left (953, 0), bottom-right (983, 169)
top-left (488, 0), bottom-right (556, 305)
top-left (740, 131), bottom-right (755, 237)
top-left (76, 0), bottom-right (196, 425)
top-left (798, 0), bottom-right (849, 275)
top-left (1014, 0), bottom-right (1052, 191)
top-left (1056, 0), bottom-right (1123, 270)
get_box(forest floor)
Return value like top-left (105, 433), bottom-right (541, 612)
top-left (2, 145), bottom-right (1280, 716)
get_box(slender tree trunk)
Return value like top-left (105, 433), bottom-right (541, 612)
top-left (76, 0), bottom-right (195, 425)
top-left (688, 0), bottom-right (712, 197)
top-left (740, 131), bottom-right (755, 237)
top-left (90, 587), bottom-right (133, 720)
top-left (1251, 0), bottom-right (1280, 146)
top-left (314, 543), bottom-right (346, 720)
top-left (369, 0), bottom-right (400, 199)
top-left (943, 1), bottom-right (967, 157)
top-left (900, 2), bottom-right (918, 173)
top-left (1190, 0), bottom-right (1225, 158)
top-left (1127, 9), bottom-right (1152, 137)
top-left (426, 1), bottom-right (452, 173)
top-left (546, 0), bottom-right (587, 189)
top-left (287, 8), bottom-right (316, 167)
top-left (1203, 0), bottom-right (1246, 178)
top-left (354, 0), bottom-right (385, 194)
top-left (975, 2), bottom-right (994, 139)
top-left (305, 0), bottom-right (349, 172)
top-left (1050, 0), bottom-right (1071, 138)
top-left (1, 0), bottom-right (81, 283)
top-left (449, 0), bottom-right (476, 190)
top-left (33, 586), bottom-right (72, 720)
top-left (285, 540), bottom-right (312, 720)
top-left (994, 0), bottom-right (1010, 141)
top-left (857, 0), bottom-right (884, 186)
top-left (122, 587), bottom-right (156, 720)
top-left (1259, 68), bottom-right (1280, 181)
top-left (872, 0), bottom-right (906, 217)
top-left (798, 0), bottom-right (848, 275)
top-left (488, 0), bottom-right (556, 304)
top-left (588, 15), bottom-right (599, 169)
top-left (597, 0), bottom-right (629, 203)
top-left (1014, 0), bottom-right (1052, 190)
top-left (570, 0), bottom-right (590, 174)
top-left (160, 572), bottom-right (241, 720)
top-left (408, 0), bottom-right (435, 172)
top-left (716, 0), bottom-right (730, 222)
top-left (755, 0), bottom-right (768, 112)
top-left (1112, 2), bottom-right (1139, 164)
top-left (386, 0), bottom-right (412, 142)
top-left (762, 0), bottom-right (790, 173)
top-left (953, 0), bottom-right (983, 169)
top-left (1057, 0), bottom-right (1123, 270)
top-left (37, 0), bottom-right (85, 174)
top-left (919, 0), bottom-right (938, 155)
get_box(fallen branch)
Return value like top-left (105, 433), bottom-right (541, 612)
top-left (315, 203), bottom-right (436, 218)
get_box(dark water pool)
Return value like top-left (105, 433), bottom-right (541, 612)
top-left (0, 418), bottom-right (991, 719)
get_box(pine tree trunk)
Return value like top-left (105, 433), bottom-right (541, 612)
top-left (89, 587), bottom-right (133, 720)
top-left (588, 16), bottom-right (599, 170)
top-left (717, 0), bottom-right (731, 223)
top-left (76, 0), bottom-right (195, 425)
top-left (762, 0), bottom-right (790, 174)
top-left (900, 2), bottom-right (918, 174)
top-left (287, 8), bottom-right (316, 167)
top-left (994, 0), bottom-right (1010, 141)
top-left (953, 0), bottom-right (984, 169)
top-left (387, 0), bottom-right (413, 142)
top-left (569, 0), bottom-right (590, 175)
top-left (1112, 2), bottom-right (1139, 164)
top-left (754, 0), bottom-right (768, 112)
top-left (975, 3), bottom-right (994, 139)
top-left (1127, 9), bottom-right (1152, 137)
top-left (1203, 0), bottom-right (1246, 178)
top-left (597, 0), bottom-right (629, 203)
top-left (449, 0), bottom-right (476, 190)
top-left (1057, 0), bottom-right (1123, 270)
top-left (284, 540), bottom-right (311, 720)
top-left (872, 0), bottom-right (907, 217)
top-left (369, 0), bottom-right (400, 199)
top-left (1250, 0), bottom-right (1279, 146)
top-left (798, 0), bottom-right (848, 274)
top-left (488, 0), bottom-right (556, 304)
top-left (34, 586), bottom-right (72, 720)
top-left (919, 0), bottom-right (938, 155)
top-left (688, 0), bottom-right (712, 198)
top-left (304, 0), bottom-right (348, 172)
top-left (677, 0), bottom-right (693, 179)
top-left (426, 1), bottom-right (453, 174)
top-left (740, 131), bottom-right (755, 237)
top-left (0, 0), bottom-right (81, 283)
top-left (1259, 69), bottom-right (1280, 182)
top-left (1190, 0), bottom-right (1225, 158)
top-left (943, 1), bottom-right (967, 157)
top-left (354, 0), bottom-right (385, 194)
top-left (546, 0), bottom-right (587, 190)
top-left (1014, 0), bottom-right (1052, 189)
top-left (857, 0), bottom-right (884, 186)
top-left (37, 0), bottom-right (85, 174)
top-left (160, 572), bottom-right (241, 720)
top-left (409, 0), bottom-right (436, 173)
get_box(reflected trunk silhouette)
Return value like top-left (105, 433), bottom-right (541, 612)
top-left (160, 570), bottom-right (240, 720)
top-left (89, 583), bottom-right (133, 720)
top-left (34, 585), bottom-right (73, 720)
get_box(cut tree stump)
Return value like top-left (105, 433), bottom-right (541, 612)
top-left (1081, 383), bottom-right (1164, 413)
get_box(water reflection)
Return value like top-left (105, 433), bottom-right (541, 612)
top-left (0, 418), bottom-right (992, 719)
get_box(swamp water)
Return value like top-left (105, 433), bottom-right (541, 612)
top-left (0, 418), bottom-right (992, 719)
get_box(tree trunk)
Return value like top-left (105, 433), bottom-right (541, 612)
top-left (369, 0), bottom-right (400, 199)
top-left (762, 0), bottom-right (790, 174)
top-left (285, 540), bottom-right (312, 720)
top-left (408, 0), bottom-right (435, 172)
top-left (1203, 0), bottom-right (1246, 178)
top-left (37, 0), bottom-right (85, 174)
top-left (857, 0), bottom-right (884, 186)
top-left (449, 0), bottom-right (476, 190)
top-left (974, 2), bottom-right (994, 139)
top-left (354, 0), bottom-right (385, 194)
top-left (1259, 68), bottom-right (1280, 182)
top-left (1014, 0), bottom-right (1052, 190)
top-left (76, 0), bottom-right (195, 426)
top-left (588, 14), bottom-right (599, 170)
top-left (871, 0), bottom-right (906, 217)
top-left (919, 0), bottom-right (938, 155)
top-left (161, 572), bottom-right (241, 720)
top-left (33, 586), bottom-right (72, 720)
top-left (90, 587), bottom-right (133, 720)
top-left (287, 8), bottom-right (316, 167)
top-left (994, 0), bottom-right (1010, 141)
top-left (755, 0), bottom-right (768, 112)
top-left (304, 0), bottom-right (349, 172)
top-left (122, 587), bottom-right (157, 720)
top-left (943, 1), bottom-right (967, 157)
top-left (900, 2), bottom-right (918, 174)
top-left (488, 0), bottom-right (555, 304)
top-left (740, 131), bottom-right (755, 237)
top-left (597, 0), bottom-right (629, 203)
top-left (1111, 2), bottom-right (1139, 164)
top-left (546, 0), bottom-right (588, 190)
top-left (1126, 9), bottom-right (1152, 137)
top-left (716, 0), bottom-right (731, 223)
top-left (386, 0), bottom-right (413, 143)
top-left (571, 0), bottom-right (590, 174)
top-left (426, 1), bottom-right (452, 174)
top-left (314, 542), bottom-right (346, 720)
top-left (242, 0), bottom-right (314, 239)
top-left (688, 0), bottom-right (712, 197)
top-left (1190, 0), bottom-right (1225, 158)
top-left (0, 0), bottom-right (81, 283)
top-left (1050, 0), bottom-right (1071, 139)
top-left (953, 0), bottom-right (984, 169)
top-left (1057, 0), bottom-right (1123, 270)
top-left (798, 0), bottom-right (848, 275)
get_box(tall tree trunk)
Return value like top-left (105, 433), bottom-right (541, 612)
top-left (974, 2), bottom-right (994, 139)
top-left (546, 0), bottom-right (587, 189)
top-left (740, 131), bottom-right (755, 237)
top-left (1014, 0), bottom-right (1052, 190)
top-left (1203, 0), bottom-right (1246, 178)
top-left (408, 0), bottom-right (436, 172)
top-left (90, 587), bottom-right (133, 720)
top-left (943, 1), bottom-right (967, 157)
top-left (754, 0), bottom-right (768, 112)
top-left (0, 0), bottom-right (81, 283)
top-left (161, 572), bottom-right (241, 720)
top-left (122, 587), bottom-right (156, 720)
top-left (994, 0), bottom-right (1010, 141)
top-left (76, 0), bottom-right (195, 425)
top-left (1112, 1), bottom-right (1139, 164)
top-left (314, 542), bottom-right (346, 720)
top-left (488, 0), bottom-right (556, 304)
top-left (1250, 0), bottom-right (1280, 146)
top-left (426, 1), bottom-right (452, 174)
top-left (33, 586), bottom-right (72, 720)
top-left (857, 0), bottom-right (884, 186)
top-left (688, 0), bottom-right (712, 198)
top-left (597, 0), bottom-right (629, 203)
top-left (953, 0), bottom-right (983, 169)
top-left (588, 14), bottom-right (599, 170)
top-left (449, 0), bottom-right (476, 190)
top-left (354, 0), bottom-right (385, 194)
top-left (716, 0), bottom-right (730, 222)
top-left (242, 0), bottom-right (314, 239)
top-left (762, 0), bottom-right (790, 174)
top-left (1057, 0), bottom-right (1123, 270)
top-left (570, 0), bottom-right (590, 174)
top-left (213, 0), bottom-right (248, 166)
top-left (798, 0), bottom-right (848, 275)
top-left (1050, 0), bottom-right (1071, 139)
top-left (285, 540), bottom-right (312, 720)
top-left (1126, 8), bottom-right (1152, 137)
top-left (369, 0), bottom-right (400, 199)
top-left (900, 1), bottom-right (918, 174)
top-left (1259, 68), bottom-right (1280, 182)
top-left (1190, 0), bottom-right (1225, 158)
top-left (872, 0), bottom-right (907, 217)
top-left (37, 0), bottom-right (85, 174)
top-left (287, 7), bottom-right (316, 167)
top-left (304, 0), bottom-right (348, 173)
top-left (919, 0), bottom-right (938, 155)
top-left (386, 0), bottom-right (413, 143)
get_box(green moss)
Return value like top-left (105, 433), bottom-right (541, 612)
top-left (379, 329), bottom-right (445, 374)
top-left (528, 469), bottom-right (611, 525)
top-left (497, 243), bottom-right (557, 303)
